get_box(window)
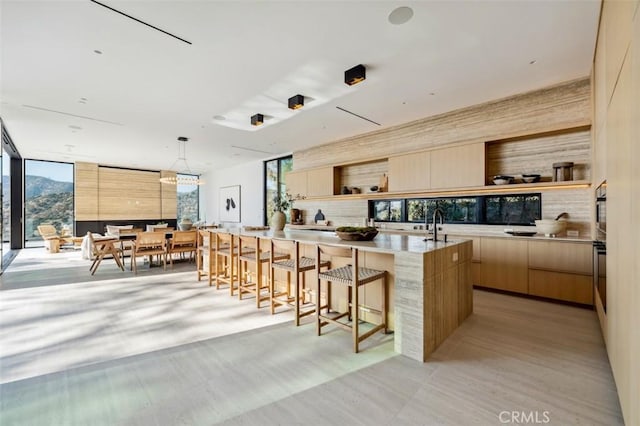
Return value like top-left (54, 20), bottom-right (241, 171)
top-left (369, 193), bottom-right (540, 225)
top-left (24, 160), bottom-right (74, 247)
top-left (0, 144), bottom-right (11, 255)
top-left (484, 194), bottom-right (541, 225)
top-left (264, 155), bottom-right (292, 226)
top-left (407, 197), bottom-right (479, 224)
top-left (177, 174), bottom-right (199, 223)
top-left (369, 200), bottom-right (404, 222)
top-left (2, 148), bottom-right (11, 254)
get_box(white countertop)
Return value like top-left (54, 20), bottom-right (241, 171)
top-left (215, 228), bottom-right (468, 255)
top-left (376, 228), bottom-right (592, 243)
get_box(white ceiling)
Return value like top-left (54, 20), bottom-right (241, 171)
top-left (1, 0), bottom-right (600, 174)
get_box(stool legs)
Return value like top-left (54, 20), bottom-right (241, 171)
top-left (353, 283), bottom-right (359, 353)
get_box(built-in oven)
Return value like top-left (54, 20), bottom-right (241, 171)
top-left (596, 181), bottom-right (606, 241)
top-left (594, 181), bottom-right (606, 313)
top-left (593, 240), bottom-right (606, 312)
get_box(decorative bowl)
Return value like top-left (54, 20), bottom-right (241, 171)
top-left (534, 219), bottom-right (567, 237)
top-left (521, 174), bottom-right (541, 183)
top-left (335, 226), bottom-right (379, 241)
top-left (493, 175), bottom-right (514, 185)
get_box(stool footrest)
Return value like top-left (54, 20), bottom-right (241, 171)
top-left (348, 303), bottom-right (383, 316)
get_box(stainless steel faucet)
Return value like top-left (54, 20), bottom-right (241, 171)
top-left (432, 208), bottom-right (444, 242)
top-left (424, 207), bottom-right (445, 241)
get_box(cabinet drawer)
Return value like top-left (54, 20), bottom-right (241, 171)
top-left (528, 270), bottom-right (593, 305)
top-left (528, 240), bottom-right (592, 274)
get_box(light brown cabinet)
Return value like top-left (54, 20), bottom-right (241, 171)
top-left (430, 143), bottom-right (484, 189)
top-left (476, 237), bottom-right (593, 304)
top-left (285, 170), bottom-right (307, 197)
top-left (285, 167), bottom-right (337, 198)
top-left (527, 240), bottom-right (593, 304)
top-left (479, 237), bottom-right (528, 293)
top-left (306, 167), bottom-right (337, 197)
top-left (388, 151), bottom-right (430, 192)
top-left (528, 270), bottom-right (593, 305)
top-left (527, 240), bottom-right (592, 275)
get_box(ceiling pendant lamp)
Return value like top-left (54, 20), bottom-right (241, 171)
top-left (159, 137), bottom-right (204, 185)
top-left (345, 64), bottom-right (366, 86)
top-left (288, 94), bottom-right (304, 110)
top-left (251, 113), bottom-right (264, 126)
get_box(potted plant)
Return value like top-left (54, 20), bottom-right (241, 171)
top-left (271, 193), bottom-right (305, 231)
top-left (271, 193), bottom-right (293, 231)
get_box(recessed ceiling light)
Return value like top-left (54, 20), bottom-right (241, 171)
top-left (388, 6), bottom-right (414, 25)
top-left (69, 125), bottom-right (82, 130)
top-left (93, 50), bottom-right (102, 55)
top-left (213, 115), bottom-right (226, 121)
top-left (80, 97), bottom-right (87, 101)
top-left (429, 92), bottom-right (436, 96)
top-left (529, 59), bottom-right (537, 65)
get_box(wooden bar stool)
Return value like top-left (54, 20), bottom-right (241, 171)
top-left (196, 229), bottom-right (216, 285)
top-left (214, 232), bottom-right (243, 293)
top-left (316, 244), bottom-right (388, 353)
top-left (269, 238), bottom-right (331, 325)
top-left (238, 235), bottom-right (288, 307)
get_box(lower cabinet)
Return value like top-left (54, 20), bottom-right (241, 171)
top-left (528, 269), bottom-right (593, 305)
top-left (473, 237), bottom-right (593, 305)
top-left (479, 238), bottom-right (528, 293)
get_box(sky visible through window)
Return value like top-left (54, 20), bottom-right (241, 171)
top-left (26, 161), bottom-right (73, 182)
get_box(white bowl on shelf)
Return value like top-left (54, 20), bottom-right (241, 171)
top-left (534, 219), bottom-right (567, 237)
top-left (492, 175), bottom-right (514, 185)
top-left (521, 174), bottom-right (541, 183)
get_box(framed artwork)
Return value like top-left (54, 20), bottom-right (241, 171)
top-left (219, 185), bottom-right (241, 222)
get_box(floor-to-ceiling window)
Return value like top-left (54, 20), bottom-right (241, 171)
top-left (264, 155), bottom-right (292, 226)
top-left (2, 147), bottom-right (11, 257)
top-left (177, 173), bottom-right (199, 224)
top-left (24, 160), bottom-right (74, 247)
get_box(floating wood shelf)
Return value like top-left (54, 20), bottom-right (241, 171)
top-left (293, 180), bottom-right (591, 202)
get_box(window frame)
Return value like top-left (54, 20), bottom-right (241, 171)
top-left (263, 155), bottom-right (293, 226)
top-left (23, 158), bottom-right (75, 247)
top-left (176, 173), bottom-right (200, 224)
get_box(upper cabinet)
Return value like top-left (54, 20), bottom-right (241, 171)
top-left (307, 167), bottom-right (338, 197)
top-left (288, 124), bottom-right (591, 199)
top-left (430, 143), bottom-right (485, 189)
top-left (388, 151), bottom-right (430, 192)
top-left (285, 167), bottom-right (338, 198)
top-left (285, 170), bottom-right (307, 198)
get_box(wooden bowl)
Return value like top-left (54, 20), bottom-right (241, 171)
top-left (336, 229), bottom-right (379, 241)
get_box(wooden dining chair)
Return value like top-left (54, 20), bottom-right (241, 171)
top-left (168, 230), bottom-right (197, 267)
top-left (130, 231), bottom-right (168, 274)
top-left (117, 228), bottom-right (143, 256)
top-left (151, 226), bottom-right (174, 232)
top-left (87, 232), bottom-right (124, 275)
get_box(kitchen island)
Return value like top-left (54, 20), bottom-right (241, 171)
top-left (211, 228), bottom-right (473, 362)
